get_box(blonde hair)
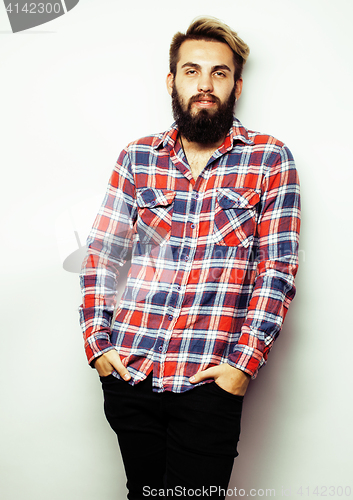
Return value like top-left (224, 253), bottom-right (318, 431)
top-left (169, 16), bottom-right (250, 81)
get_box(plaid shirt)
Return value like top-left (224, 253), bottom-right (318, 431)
top-left (79, 117), bottom-right (300, 393)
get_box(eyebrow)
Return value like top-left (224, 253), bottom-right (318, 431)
top-left (181, 62), bottom-right (232, 73)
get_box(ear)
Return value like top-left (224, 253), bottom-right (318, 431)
top-left (166, 73), bottom-right (174, 96)
top-left (235, 78), bottom-right (243, 100)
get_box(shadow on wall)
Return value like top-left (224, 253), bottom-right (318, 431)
top-left (228, 293), bottom-right (302, 494)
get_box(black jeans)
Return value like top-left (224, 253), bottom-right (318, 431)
top-left (100, 373), bottom-right (243, 500)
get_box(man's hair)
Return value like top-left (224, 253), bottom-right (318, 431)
top-left (169, 16), bottom-right (250, 83)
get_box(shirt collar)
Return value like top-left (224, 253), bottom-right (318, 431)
top-left (152, 117), bottom-right (254, 150)
top-left (228, 117), bottom-right (254, 146)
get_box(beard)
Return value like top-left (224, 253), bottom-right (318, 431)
top-left (171, 83), bottom-right (236, 145)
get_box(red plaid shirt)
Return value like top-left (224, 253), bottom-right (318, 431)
top-left (79, 118), bottom-right (300, 392)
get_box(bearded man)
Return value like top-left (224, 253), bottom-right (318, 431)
top-left (79, 16), bottom-right (300, 500)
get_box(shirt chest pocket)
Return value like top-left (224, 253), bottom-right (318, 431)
top-left (213, 188), bottom-right (260, 247)
top-left (136, 188), bottom-right (176, 245)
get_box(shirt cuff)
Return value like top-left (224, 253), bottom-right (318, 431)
top-left (228, 327), bottom-right (266, 379)
top-left (84, 333), bottom-right (115, 367)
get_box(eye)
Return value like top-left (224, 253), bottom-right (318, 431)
top-left (186, 69), bottom-right (197, 75)
top-left (214, 71), bottom-right (226, 77)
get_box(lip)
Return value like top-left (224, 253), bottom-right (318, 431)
top-left (193, 99), bottom-right (216, 107)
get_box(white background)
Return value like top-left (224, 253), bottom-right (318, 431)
top-left (1, 0), bottom-right (352, 498)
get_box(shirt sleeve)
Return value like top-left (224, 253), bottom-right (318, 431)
top-left (78, 148), bottom-right (137, 366)
top-left (228, 144), bottom-right (301, 378)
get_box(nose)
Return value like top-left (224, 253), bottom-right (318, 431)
top-left (197, 73), bottom-right (213, 93)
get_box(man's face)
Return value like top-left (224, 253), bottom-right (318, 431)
top-left (167, 39), bottom-right (243, 144)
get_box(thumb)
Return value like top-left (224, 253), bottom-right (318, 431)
top-left (189, 366), bottom-right (217, 384)
top-left (107, 350), bottom-right (131, 381)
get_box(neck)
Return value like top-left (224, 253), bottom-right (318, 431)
top-left (179, 134), bottom-right (225, 154)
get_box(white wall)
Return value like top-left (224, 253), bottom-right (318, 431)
top-left (1, 0), bottom-right (352, 498)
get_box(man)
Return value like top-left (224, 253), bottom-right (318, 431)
top-left (79, 16), bottom-right (300, 499)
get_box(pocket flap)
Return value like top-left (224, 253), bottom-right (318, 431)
top-left (216, 188), bottom-right (260, 210)
top-left (137, 188), bottom-right (176, 209)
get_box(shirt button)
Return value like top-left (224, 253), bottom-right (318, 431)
top-left (150, 201), bottom-right (156, 207)
top-left (177, 285), bottom-right (181, 291)
top-left (158, 345), bottom-right (163, 351)
top-left (168, 315), bottom-right (173, 321)
top-left (191, 223), bottom-right (195, 229)
top-left (195, 193), bottom-right (199, 199)
top-left (184, 256), bottom-right (189, 261)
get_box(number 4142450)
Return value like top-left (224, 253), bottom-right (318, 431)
top-left (6, 3), bottom-right (62, 14)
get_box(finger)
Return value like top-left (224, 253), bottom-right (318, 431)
top-left (189, 366), bottom-right (218, 384)
top-left (106, 350), bottom-right (131, 381)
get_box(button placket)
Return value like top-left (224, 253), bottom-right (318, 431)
top-left (189, 190), bottom-right (202, 237)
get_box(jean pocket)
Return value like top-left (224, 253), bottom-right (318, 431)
top-left (99, 373), bottom-right (118, 383)
top-left (209, 381), bottom-right (244, 402)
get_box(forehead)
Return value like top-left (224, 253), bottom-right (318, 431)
top-left (177, 39), bottom-right (235, 72)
